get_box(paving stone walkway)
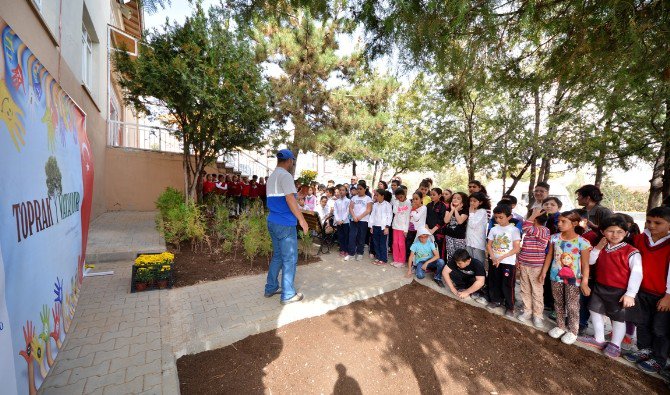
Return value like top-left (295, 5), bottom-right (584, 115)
top-left (38, 253), bottom-right (412, 394)
top-left (86, 212), bottom-right (165, 263)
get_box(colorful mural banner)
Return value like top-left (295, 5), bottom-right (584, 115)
top-left (0, 18), bottom-right (94, 395)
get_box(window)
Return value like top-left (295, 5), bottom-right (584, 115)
top-left (82, 24), bottom-right (93, 88)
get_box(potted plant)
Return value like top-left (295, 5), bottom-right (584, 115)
top-left (134, 252), bottom-right (174, 292)
top-left (156, 265), bottom-right (171, 289)
top-left (134, 267), bottom-right (153, 292)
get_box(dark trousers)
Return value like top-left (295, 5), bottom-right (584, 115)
top-left (337, 223), bottom-right (349, 252)
top-left (388, 215), bottom-right (394, 252)
top-left (544, 274), bottom-right (554, 310)
top-left (579, 278), bottom-right (594, 330)
top-left (450, 270), bottom-right (476, 290)
top-left (405, 230), bottom-right (417, 261)
top-left (348, 221), bottom-right (368, 256)
top-left (488, 263), bottom-right (516, 310)
top-left (636, 291), bottom-right (670, 364)
top-left (371, 226), bottom-right (389, 262)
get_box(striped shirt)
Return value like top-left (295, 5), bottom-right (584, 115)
top-left (518, 220), bottom-right (550, 267)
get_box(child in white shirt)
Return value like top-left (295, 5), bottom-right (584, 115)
top-left (369, 189), bottom-right (393, 265)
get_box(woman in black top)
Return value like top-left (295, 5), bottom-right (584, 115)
top-left (426, 188), bottom-right (449, 259)
top-left (443, 192), bottom-right (469, 264)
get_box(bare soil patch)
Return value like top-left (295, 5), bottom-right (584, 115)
top-left (177, 282), bottom-right (667, 394)
top-left (170, 244), bottom-right (320, 288)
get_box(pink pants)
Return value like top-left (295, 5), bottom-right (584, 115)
top-left (392, 229), bottom-right (406, 264)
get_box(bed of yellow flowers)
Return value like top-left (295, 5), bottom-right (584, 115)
top-left (133, 252), bottom-right (174, 289)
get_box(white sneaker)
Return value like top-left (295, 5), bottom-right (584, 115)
top-left (355, 254), bottom-right (363, 261)
top-left (517, 313), bottom-right (532, 323)
top-left (343, 255), bottom-right (353, 261)
top-left (561, 332), bottom-right (578, 345)
top-left (548, 327), bottom-right (566, 339)
top-left (474, 296), bottom-right (488, 305)
top-left (533, 317), bottom-right (544, 329)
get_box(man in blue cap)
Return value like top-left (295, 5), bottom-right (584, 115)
top-left (264, 149), bottom-right (309, 304)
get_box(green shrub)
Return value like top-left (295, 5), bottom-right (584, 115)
top-left (159, 202), bottom-right (207, 250)
top-left (298, 230), bottom-right (314, 258)
top-left (156, 187), bottom-right (184, 220)
top-left (242, 209), bottom-right (272, 266)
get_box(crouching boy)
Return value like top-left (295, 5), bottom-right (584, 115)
top-left (406, 228), bottom-right (445, 281)
top-left (441, 248), bottom-right (486, 303)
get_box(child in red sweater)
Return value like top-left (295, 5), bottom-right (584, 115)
top-left (578, 216), bottom-right (642, 358)
top-left (624, 206), bottom-right (670, 374)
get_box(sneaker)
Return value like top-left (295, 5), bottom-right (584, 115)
top-left (623, 348), bottom-right (652, 363)
top-left (603, 342), bottom-right (621, 358)
top-left (533, 317), bottom-right (544, 329)
top-left (548, 310), bottom-right (557, 321)
top-left (504, 309), bottom-right (515, 319)
top-left (486, 302), bottom-right (502, 310)
top-left (280, 293), bottom-right (304, 305)
top-left (548, 327), bottom-right (566, 339)
top-left (621, 334), bottom-right (634, 351)
top-left (390, 261), bottom-right (404, 268)
top-left (517, 312), bottom-right (532, 323)
top-left (343, 255), bottom-right (354, 261)
top-left (263, 288), bottom-right (281, 298)
top-left (433, 279), bottom-right (445, 288)
top-left (561, 332), bottom-right (578, 345)
top-left (577, 336), bottom-right (606, 350)
top-left (474, 296), bottom-right (488, 305)
top-left (638, 359), bottom-right (663, 374)
top-left (355, 254), bottom-right (363, 261)
top-left (659, 367), bottom-right (670, 382)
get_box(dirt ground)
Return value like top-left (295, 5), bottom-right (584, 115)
top-left (171, 244), bottom-right (320, 287)
top-left (177, 282), bottom-right (667, 395)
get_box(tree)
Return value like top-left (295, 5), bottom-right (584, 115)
top-left (45, 156), bottom-right (62, 197)
top-left (114, 4), bottom-right (270, 200)
top-left (251, 4), bottom-right (362, 173)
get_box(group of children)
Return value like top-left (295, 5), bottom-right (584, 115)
top-left (302, 176), bottom-right (670, 379)
top-left (201, 172), bottom-right (267, 213)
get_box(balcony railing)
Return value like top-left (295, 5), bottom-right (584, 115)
top-left (107, 120), bottom-right (182, 152)
top-left (108, 120), bottom-right (270, 176)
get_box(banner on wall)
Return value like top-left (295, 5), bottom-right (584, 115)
top-left (0, 18), bottom-right (94, 395)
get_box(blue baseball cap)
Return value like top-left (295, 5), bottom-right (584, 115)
top-left (276, 149), bottom-right (295, 160)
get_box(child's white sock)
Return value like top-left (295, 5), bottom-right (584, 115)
top-left (610, 320), bottom-right (627, 347)
top-left (590, 311), bottom-right (606, 343)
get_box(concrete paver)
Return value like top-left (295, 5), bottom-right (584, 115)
top-left (39, 251), bottom-right (412, 394)
top-left (86, 211), bottom-right (165, 263)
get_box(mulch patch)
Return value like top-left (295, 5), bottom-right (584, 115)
top-left (170, 244), bottom-right (321, 287)
top-left (177, 282), bottom-right (667, 394)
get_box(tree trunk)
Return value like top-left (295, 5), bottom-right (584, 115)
top-left (288, 143), bottom-right (300, 176)
top-left (527, 87), bottom-right (541, 212)
top-left (379, 162), bottom-right (387, 185)
top-left (594, 146), bottom-right (606, 188)
top-left (501, 131), bottom-right (509, 197)
top-left (352, 160), bottom-right (357, 176)
top-left (539, 157), bottom-right (551, 183)
top-left (466, 118), bottom-right (475, 182)
top-left (505, 156), bottom-right (533, 196)
top-left (648, 147), bottom-right (665, 210)
top-left (371, 160), bottom-right (379, 188)
top-left (662, 98), bottom-right (670, 201)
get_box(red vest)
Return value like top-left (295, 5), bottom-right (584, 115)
top-left (595, 243), bottom-right (639, 290)
top-left (202, 181), bottom-right (215, 195)
top-left (633, 233), bottom-right (670, 296)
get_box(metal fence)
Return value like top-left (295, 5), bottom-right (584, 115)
top-left (107, 120), bottom-right (182, 153)
top-left (108, 120), bottom-right (270, 176)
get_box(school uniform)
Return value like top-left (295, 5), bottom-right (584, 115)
top-left (631, 230), bottom-right (670, 366)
